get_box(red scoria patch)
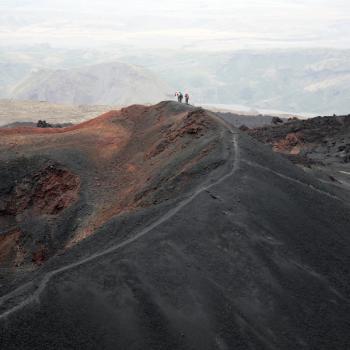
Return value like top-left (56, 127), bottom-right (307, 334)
top-left (273, 132), bottom-right (304, 154)
top-left (32, 245), bottom-right (48, 266)
top-left (0, 228), bottom-right (25, 267)
top-left (146, 110), bottom-right (211, 159)
top-left (2, 165), bottom-right (80, 217)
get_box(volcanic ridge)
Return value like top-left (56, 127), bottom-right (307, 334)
top-left (0, 101), bottom-right (349, 350)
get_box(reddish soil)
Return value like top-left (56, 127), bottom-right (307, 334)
top-left (0, 229), bottom-right (25, 268)
top-left (1, 165), bottom-right (80, 217)
top-left (272, 132), bottom-right (304, 154)
top-left (31, 245), bottom-right (48, 266)
top-left (0, 102), bottom-right (224, 267)
top-left (146, 108), bottom-right (211, 159)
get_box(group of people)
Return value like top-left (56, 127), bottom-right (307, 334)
top-left (175, 91), bottom-right (190, 104)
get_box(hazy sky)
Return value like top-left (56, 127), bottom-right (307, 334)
top-left (1, 0), bottom-right (350, 50)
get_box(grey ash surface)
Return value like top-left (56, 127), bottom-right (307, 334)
top-left (217, 112), bottom-right (287, 128)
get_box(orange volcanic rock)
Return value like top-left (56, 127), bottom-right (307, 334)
top-left (272, 132), bottom-right (304, 154)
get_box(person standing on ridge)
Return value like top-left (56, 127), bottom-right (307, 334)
top-left (179, 92), bottom-right (183, 103)
top-left (175, 91), bottom-right (180, 102)
top-left (185, 93), bottom-right (190, 105)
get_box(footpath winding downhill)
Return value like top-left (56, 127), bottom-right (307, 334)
top-left (0, 126), bottom-right (240, 320)
top-left (0, 102), bottom-right (349, 350)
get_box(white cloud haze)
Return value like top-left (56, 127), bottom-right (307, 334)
top-left (0, 0), bottom-right (350, 50)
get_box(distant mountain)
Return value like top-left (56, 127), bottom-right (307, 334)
top-left (215, 50), bottom-right (350, 115)
top-left (0, 46), bottom-right (114, 98)
top-left (4, 47), bottom-right (350, 113)
top-left (11, 62), bottom-right (170, 105)
top-left (122, 49), bottom-right (350, 115)
top-left (0, 62), bottom-right (32, 97)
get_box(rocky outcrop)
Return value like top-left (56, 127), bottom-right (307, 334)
top-left (248, 114), bottom-right (350, 167)
top-left (0, 164), bottom-right (80, 217)
top-left (0, 163), bottom-right (80, 268)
